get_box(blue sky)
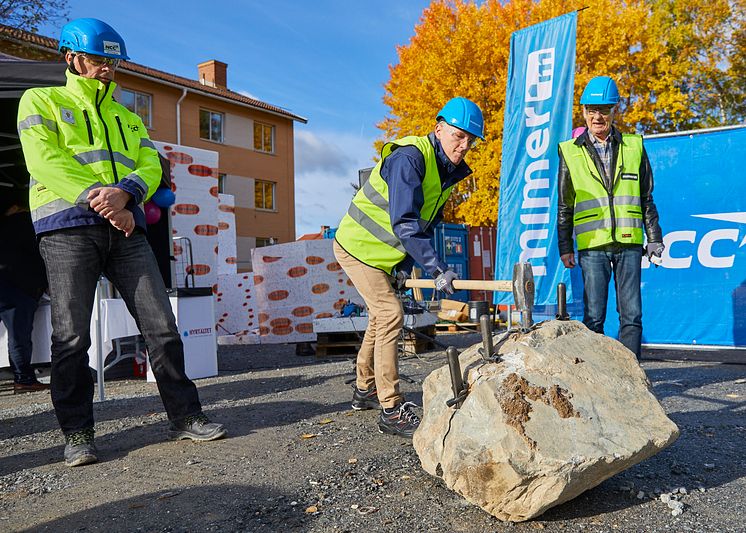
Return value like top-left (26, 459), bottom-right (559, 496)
top-left (40, 1), bottom-right (434, 236)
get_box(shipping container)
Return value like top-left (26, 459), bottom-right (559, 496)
top-left (468, 226), bottom-right (496, 302)
top-left (416, 223), bottom-right (470, 303)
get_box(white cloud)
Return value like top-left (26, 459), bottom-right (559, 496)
top-left (294, 128), bottom-right (378, 237)
top-left (237, 89), bottom-right (261, 100)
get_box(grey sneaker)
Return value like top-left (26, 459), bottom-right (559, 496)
top-left (378, 402), bottom-right (421, 438)
top-left (351, 385), bottom-right (380, 411)
top-left (169, 413), bottom-right (226, 442)
top-left (64, 428), bottom-right (98, 467)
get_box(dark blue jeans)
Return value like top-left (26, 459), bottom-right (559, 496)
top-left (578, 245), bottom-right (644, 359)
top-left (0, 279), bottom-right (39, 384)
top-left (39, 225), bottom-right (202, 436)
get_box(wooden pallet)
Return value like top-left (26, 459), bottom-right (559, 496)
top-left (400, 325), bottom-right (436, 354)
top-left (315, 332), bottom-right (362, 358)
top-left (315, 324), bottom-right (438, 357)
top-left (435, 321), bottom-right (481, 333)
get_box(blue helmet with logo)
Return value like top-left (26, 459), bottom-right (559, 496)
top-left (58, 18), bottom-right (129, 60)
top-left (580, 76), bottom-right (620, 105)
top-left (436, 97), bottom-right (485, 139)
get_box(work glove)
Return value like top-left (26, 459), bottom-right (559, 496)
top-left (393, 270), bottom-right (409, 293)
top-left (434, 269), bottom-right (458, 295)
top-left (646, 242), bottom-right (665, 267)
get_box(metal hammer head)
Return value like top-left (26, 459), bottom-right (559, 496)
top-left (512, 262), bottom-right (535, 330)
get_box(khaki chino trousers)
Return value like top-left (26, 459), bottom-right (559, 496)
top-left (333, 240), bottom-right (404, 409)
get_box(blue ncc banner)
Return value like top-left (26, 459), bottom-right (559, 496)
top-left (606, 127), bottom-right (746, 347)
top-left (495, 12), bottom-right (577, 305)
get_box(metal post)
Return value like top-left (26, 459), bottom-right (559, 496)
top-left (479, 314), bottom-right (494, 361)
top-left (95, 278), bottom-right (105, 401)
top-left (556, 283), bottom-right (569, 320)
top-left (446, 346), bottom-right (465, 408)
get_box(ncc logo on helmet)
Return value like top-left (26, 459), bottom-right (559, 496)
top-left (103, 41), bottom-right (121, 56)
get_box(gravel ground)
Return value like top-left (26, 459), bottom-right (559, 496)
top-left (1, 332), bottom-right (745, 532)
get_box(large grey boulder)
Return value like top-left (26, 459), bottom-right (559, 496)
top-left (413, 320), bottom-right (679, 522)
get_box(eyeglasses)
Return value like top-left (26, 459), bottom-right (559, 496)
top-left (78, 53), bottom-right (121, 69)
top-left (441, 122), bottom-right (479, 149)
top-left (584, 105), bottom-right (614, 117)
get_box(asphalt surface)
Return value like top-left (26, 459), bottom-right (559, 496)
top-left (1, 332), bottom-right (745, 532)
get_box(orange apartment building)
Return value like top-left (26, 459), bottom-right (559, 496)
top-left (0, 24), bottom-right (307, 272)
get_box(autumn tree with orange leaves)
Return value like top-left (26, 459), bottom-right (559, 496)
top-left (378, 0), bottom-right (745, 227)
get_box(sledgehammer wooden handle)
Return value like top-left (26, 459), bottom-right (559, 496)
top-left (404, 279), bottom-right (512, 293)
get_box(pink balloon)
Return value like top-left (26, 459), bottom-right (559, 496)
top-left (572, 126), bottom-right (586, 139)
top-left (145, 201), bottom-right (161, 224)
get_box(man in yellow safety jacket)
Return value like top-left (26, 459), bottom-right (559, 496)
top-left (557, 76), bottom-right (663, 360)
top-left (18, 18), bottom-right (226, 467)
top-left (334, 97), bottom-right (484, 438)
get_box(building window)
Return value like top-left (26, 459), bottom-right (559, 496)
top-left (119, 88), bottom-right (152, 128)
top-left (254, 180), bottom-right (275, 210)
top-left (253, 122), bottom-right (274, 153)
top-left (255, 237), bottom-right (276, 247)
top-left (218, 173), bottom-right (227, 194)
top-left (200, 109), bottom-right (223, 142)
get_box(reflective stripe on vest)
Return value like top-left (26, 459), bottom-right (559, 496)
top-left (28, 179), bottom-right (103, 224)
top-left (559, 134), bottom-right (644, 250)
top-left (18, 114), bottom-right (58, 133)
top-left (335, 135), bottom-right (452, 274)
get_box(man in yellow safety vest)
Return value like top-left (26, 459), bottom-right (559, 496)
top-left (557, 76), bottom-right (664, 360)
top-left (334, 97), bottom-right (484, 438)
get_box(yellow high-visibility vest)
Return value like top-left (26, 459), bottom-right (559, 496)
top-left (559, 134), bottom-right (644, 249)
top-left (335, 135), bottom-right (453, 274)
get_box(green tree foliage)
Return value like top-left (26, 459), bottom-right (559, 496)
top-left (378, 0), bottom-right (745, 226)
top-left (0, 0), bottom-right (69, 33)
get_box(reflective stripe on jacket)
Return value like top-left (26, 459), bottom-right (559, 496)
top-left (18, 70), bottom-right (160, 234)
top-left (335, 135), bottom-right (454, 275)
top-left (559, 134), bottom-right (644, 249)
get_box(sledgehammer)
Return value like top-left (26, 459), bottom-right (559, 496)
top-left (404, 263), bottom-right (535, 409)
top-left (404, 262), bottom-right (535, 331)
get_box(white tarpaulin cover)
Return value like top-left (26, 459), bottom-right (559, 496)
top-left (154, 141), bottom-right (219, 291)
top-left (251, 240), bottom-right (363, 343)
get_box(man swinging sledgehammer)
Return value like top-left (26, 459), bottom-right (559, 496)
top-left (333, 97), bottom-right (485, 438)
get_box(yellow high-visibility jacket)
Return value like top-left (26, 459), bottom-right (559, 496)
top-left (335, 136), bottom-right (454, 275)
top-left (18, 70), bottom-right (160, 234)
top-left (559, 134), bottom-right (644, 250)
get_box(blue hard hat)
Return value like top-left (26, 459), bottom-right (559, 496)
top-left (580, 76), bottom-right (619, 105)
top-left (436, 97), bottom-right (485, 139)
top-left (58, 18), bottom-right (129, 60)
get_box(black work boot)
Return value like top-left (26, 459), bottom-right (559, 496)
top-left (169, 413), bottom-right (226, 442)
top-left (378, 402), bottom-right (420, 438)
top-left (64, 428), bottom-right (98, 467)
top-left (351, 385), bottom-right (379, 411)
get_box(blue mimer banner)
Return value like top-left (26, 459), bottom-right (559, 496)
top-left (494, 12), bottom-right (577, 305)
top-left (603, 126), bottom-right (746, 347)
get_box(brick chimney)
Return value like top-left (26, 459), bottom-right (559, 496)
top-left (198, 60), bottom-right (227, 89)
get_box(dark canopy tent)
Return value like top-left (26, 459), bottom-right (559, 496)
top-left (0, 60), bottom-right (66, 191)
top-left (0, 59), bottom-right (66, 96)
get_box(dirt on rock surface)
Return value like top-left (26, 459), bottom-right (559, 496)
top-left (1, 334), bottom-right (745, 532)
